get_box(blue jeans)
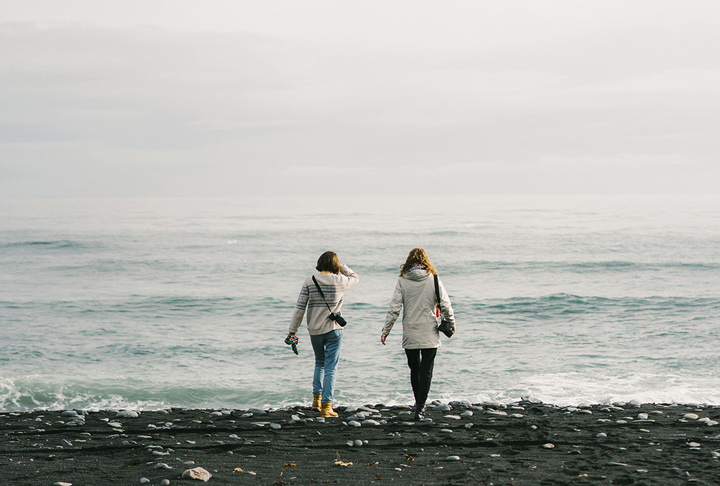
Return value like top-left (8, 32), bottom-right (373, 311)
top-left (310, 329), bottom-right (343, 403)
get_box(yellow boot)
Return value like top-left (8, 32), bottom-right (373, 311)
top-left (320, 402), bottom-right (338, 418)
top-left (312, 394), bottom-right (321, 412)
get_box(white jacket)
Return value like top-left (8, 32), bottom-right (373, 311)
top-left (382, 268), bottom-right (455, 349)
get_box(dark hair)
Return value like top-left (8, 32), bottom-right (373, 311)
top-left (316, 251), bottom-right (341, 274)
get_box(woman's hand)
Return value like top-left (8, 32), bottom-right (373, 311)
top-left (380, 333), bottom-right (387, 345)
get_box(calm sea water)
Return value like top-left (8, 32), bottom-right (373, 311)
top-left (1, 195), bottom-right (719, 412)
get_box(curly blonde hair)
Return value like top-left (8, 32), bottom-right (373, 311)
top-left (400, 247), bottom-right (438, 276)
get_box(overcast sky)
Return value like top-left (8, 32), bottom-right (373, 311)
top-left (1, 1), bottom-right (718, 197)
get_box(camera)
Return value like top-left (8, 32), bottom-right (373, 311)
top-left (329, 313), bottom-right (347, 327)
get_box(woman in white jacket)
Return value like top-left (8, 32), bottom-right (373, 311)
top-left (381, 248), bottom-right (455, 420)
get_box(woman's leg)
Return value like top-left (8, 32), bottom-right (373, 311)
top-left (418, 348), bottom-right (438, 406)
top-left (320, 329), bottom-right (343, 403)
top-left (310, 333), bottom-right (326, 397)
top-left (405, 349), bottom-right (422, 405)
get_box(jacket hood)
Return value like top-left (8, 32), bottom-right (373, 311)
top-left (404, 268), bottom-right (431, 281)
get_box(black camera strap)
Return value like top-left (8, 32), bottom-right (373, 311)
top-left (434, 274), bottom-right (441, 307)
top-left (312, 276), bottom-right (335, 314)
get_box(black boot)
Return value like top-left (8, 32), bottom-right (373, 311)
top-left (413, 402), bottom-right (426, 420)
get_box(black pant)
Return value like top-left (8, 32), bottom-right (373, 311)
top-left (405, 348), bottom-right (437, 407)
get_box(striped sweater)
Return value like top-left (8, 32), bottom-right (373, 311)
top-left (289, 265), bottom-right (359, 336)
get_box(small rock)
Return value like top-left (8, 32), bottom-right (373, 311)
top-left (543, 443), bottom-right (555, 449)
top-left (161, 480), bottom-right (170, 486)
top-left (361, 420), bottom-right (380, 426)
top-left (684, 413), bottom-right (700, 420)
top-left (440, 428), bottom-right (453, 434)
top-left (248, 408), bottom-right (266, 416)
top-left (461, 410), bottom-right (474, 417)
top-left (117, 410), bottom-right (139, 418)
top-left (627, 400), bottom-right (642, 407)
top-left (444, 415), bottom-right (462, 420)
top-left (53, 483), bottom-right (72, 486)
top-left (348, 420), bottom-right (362, 428)
top-left (182, 467), bottom-right (212, 482)
top-left (434, 405), bottom-right (452, 412)
top-left (61, 411), bottom-right (79, 417)
top-left (445, 455), bottom-right (461, 461)
top-left (354, 439), bottom-right (363, 447)
top-left (60, 439), bottom-right (73, 447)
top-left (140, 479), bottom-right (150, 484)
top-left (269, 423), bottom-right (282, 430)
top-left (688, 442), bottom-right (701, 448)
top-left (487, 410), bottom-right (508, 416)
top-left (596, 433), bottom-right (608, 438)
top-left (637, 413), bottom-right (649, 420)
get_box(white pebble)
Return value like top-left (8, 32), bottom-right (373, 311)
top-left (684, 413), bottom-right (699, 420)
top-left (440, 429), bottom-right (453, 434)
top-left (269, 423), bottom-right (282, 430)
top-left (116, 411), bottom-right (139, 418)
top-left (688, 442), bottom-right (701, 448)
top-left (543, 443), bottom-right (555, 449)
top-left (348, 420), bottom-right (362, 428)
top-left (161, 481), bottom-right (170, 486)
top-left (140, 479), bottom-right (150, 484)
top-left (354, 439), bottom-right (363, 447)
top-left (445, 455), bottom-right (461, 461)
top-left (597, 433), bottom-right (608, 438)
top-left (487, 410), bottom-right (507, 416)
top-left (637, 413), bottom-right (649, 420)
top-left (53, 483), bottom-right (72, 486)
top-left (461, 410), bottom-right (474, 417)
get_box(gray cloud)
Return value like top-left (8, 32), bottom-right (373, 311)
top-left (1, 2), bottom-right (719, 197)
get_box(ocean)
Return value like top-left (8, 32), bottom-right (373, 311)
top-left (1, 195), bottom-right (719, 412)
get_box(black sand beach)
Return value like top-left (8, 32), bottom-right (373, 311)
top-left (2, 401), bottom-right (719, 485)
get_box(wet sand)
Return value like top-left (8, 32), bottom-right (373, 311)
top-left (2, 401), bottom-right (719, 485)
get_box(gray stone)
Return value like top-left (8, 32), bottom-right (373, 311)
top-left (348, 420), bottom-right (362, 428)
top-left (445, 455), bottom-right (461, 461)
top-left (161, 480), bottom-right (171, 486)
top-left (269, 423), bottom-right (282, 430)
top-left (361, 419), bottom-right (381, 426)
top-left (434, 405), bottom-right (452, 412)
top-left (182, 467), bottom-right (212, 482)
top-left (354, 439), bottom-right (363, 447)
top-left (116, 410), bottom-right (139, 418)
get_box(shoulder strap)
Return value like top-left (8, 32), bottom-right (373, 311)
top-left (312, 276), bottom-right (334, 313)
top-left (433, 274), bottom-right (441, 304)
